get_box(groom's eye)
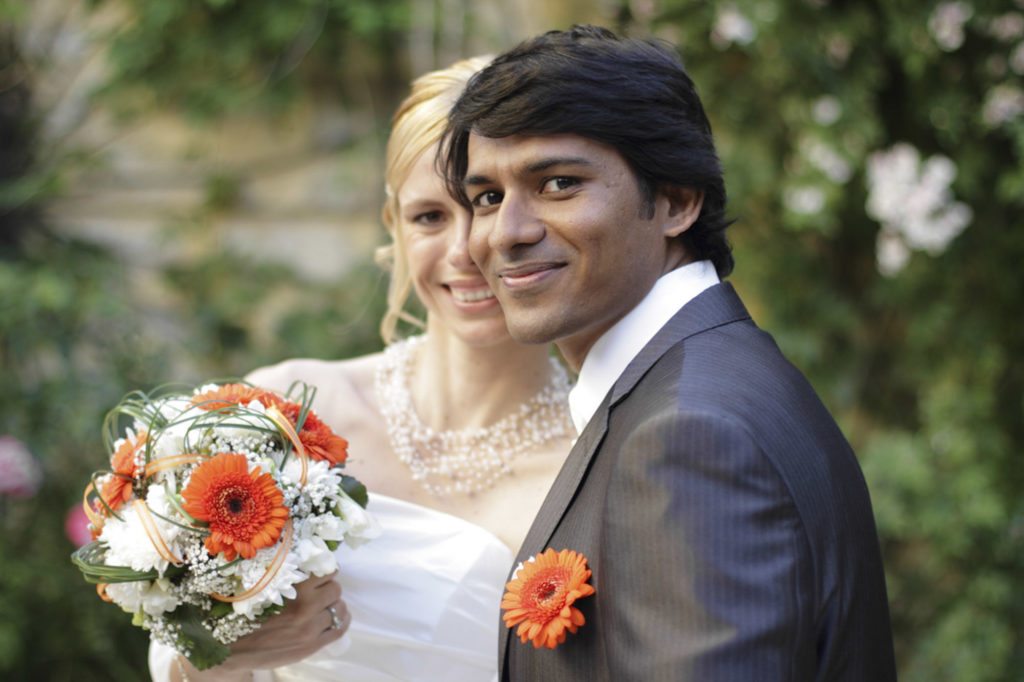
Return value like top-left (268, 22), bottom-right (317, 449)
top-left (472, 190), bottom-right (503, 209)
top-left (540, 177), bottom-right (578, 193)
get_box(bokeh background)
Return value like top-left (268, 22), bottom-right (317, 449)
top-left (2, 0), bottom-right (1021, 679)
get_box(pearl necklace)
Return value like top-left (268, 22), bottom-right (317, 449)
top-left (374, 335), bottom-right (574, 497)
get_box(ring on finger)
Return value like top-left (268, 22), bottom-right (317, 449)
top-left (328, 605), bottom-right (343, 630)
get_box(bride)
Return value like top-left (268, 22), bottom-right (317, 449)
top-left (150, 56), bottom-right (575, 682)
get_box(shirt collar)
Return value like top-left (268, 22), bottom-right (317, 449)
top-left (567, 260), bottom-right (720, 434)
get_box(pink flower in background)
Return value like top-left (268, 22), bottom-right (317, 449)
top-left (65, 505), bottom-right (93, 547)
top-left (0, 435), bottom-right (43, 498)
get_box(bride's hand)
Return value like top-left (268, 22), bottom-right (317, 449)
top-left (174, 571), bottom-right (350, 682)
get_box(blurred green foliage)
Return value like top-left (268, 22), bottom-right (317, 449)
top-left (90, 0), bottom-right (412, 120)
top-left (1, 0), bottom-right (1022, 679)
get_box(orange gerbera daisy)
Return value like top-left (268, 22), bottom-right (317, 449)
top-left (191, 383), bottom-right (283, 412)
top-left (180, 452), bottom-right (289, 561)
top-left (278, 402), bottom-right (349, 465)
top-left (501, 548), bottom-right (596, 649)
top-left (192, 384), bottom-right (347, 465)
top-left (97, 431), bottom-right (148, 515)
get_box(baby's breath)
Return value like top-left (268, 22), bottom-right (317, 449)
top-left (209, 612), bottom-right (260, 644)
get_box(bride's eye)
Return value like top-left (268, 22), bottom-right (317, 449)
top-left (413, 210), bottom-right (445, 225)
top-left (541, 177), bottom-right (578, 193)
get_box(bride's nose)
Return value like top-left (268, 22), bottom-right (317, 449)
top-left (446, 211), bottom-right (475, 269)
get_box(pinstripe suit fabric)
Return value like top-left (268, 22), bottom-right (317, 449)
top-left (501, 283), bottom-right (896, 681)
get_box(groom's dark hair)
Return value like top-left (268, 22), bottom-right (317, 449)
top-left (441, 24), bottom-right (734, 277)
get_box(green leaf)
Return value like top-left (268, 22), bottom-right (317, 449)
top-left (340, 474), bottom-right (368, 508)
top-left (169, 604), bottom-right (231, 671)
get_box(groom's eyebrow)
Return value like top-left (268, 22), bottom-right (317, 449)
top-left (524, 157), bottom-right (593, 174)
top-left (463, 156), bottom-right (595, 189)
top-left (463, 172), bottom-right (494, 190)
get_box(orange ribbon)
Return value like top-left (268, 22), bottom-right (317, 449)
top-left (144, 453), bottom-right (205, 478)
top-left (97, 583), bottom-right (113, 602)
top-left (211, 520), bottom-right (295, 602)
top-left (265, 405), bottom-right (308, 486)
top-left (82, 480), bottom-right (106, 533)
top-left (133, 498), bottom-right (185, 565)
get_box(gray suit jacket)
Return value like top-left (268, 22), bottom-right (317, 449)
top-left (501, 283), bottom-right (896, 681)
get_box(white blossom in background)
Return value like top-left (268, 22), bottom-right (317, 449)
top-left (813, 96), bottom-right (843, 126)
top-left (784, 186), bottom-right (826, 215)
top-left (928, 2), bottom-right (974, 51)
top-left (876, 230), bottom-right (912, 277)
top-left (712, 5), bottom-right (756, 49)
top-left (983, 84), bottom-right (1024, 126)
top-left (988, 12), bottom-right (1024, 42)
top-left (803, 139), bottom-right (853, 183)
top-left (866, 143), bottom-right (973, 276)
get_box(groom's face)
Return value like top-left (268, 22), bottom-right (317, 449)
top-left (463, 133), bottom-right (694, 370)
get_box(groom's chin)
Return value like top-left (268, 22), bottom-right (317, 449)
top-left (502, 314), bottom-right (565, 347)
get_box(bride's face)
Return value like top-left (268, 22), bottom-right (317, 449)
top-left (396, 147), bottom-right (509, 345)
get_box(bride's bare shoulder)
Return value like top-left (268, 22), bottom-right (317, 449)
top-left (247, 353), bottom-right (399, 492)
top-left (246, 352), bottom-right (384, 413)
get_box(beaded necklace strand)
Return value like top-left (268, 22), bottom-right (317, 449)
top-left (374, 336), bottom-right (574, 497)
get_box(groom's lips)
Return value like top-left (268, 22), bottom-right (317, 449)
top-left (496, 262), bottom-right (565, 291)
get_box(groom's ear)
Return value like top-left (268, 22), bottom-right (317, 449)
top-left (657, 187), bottom-right (704, 238)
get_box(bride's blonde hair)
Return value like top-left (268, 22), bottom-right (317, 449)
top-left (376, 55), bottom-right (492, 345)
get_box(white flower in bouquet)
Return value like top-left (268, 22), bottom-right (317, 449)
top-left (336, 490), bottom-right (382, 548)
top-left (105, 577), bottom-right (179, 617)
top-left (224, 546), bottom-right (307, 619)
top-left (98, 485), bottom-right (181, 575)
top-left (294, 533), bottom-right (339, 576)
top-left (303, 511), bottom-right (350, 544)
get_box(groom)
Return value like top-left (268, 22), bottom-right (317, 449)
top-left (443, 25), bottom-right (897, 680)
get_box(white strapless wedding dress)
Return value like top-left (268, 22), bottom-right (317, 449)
top-left (149, 494), bottom-right (514, 681)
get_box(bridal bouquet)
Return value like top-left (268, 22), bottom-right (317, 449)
top-left (71, 381), bottom-right (378, 670)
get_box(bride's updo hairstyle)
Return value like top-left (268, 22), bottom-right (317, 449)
top-left (376, 55), bottom-right (492, 345)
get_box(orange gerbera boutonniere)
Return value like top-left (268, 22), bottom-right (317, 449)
top-left (180, 452), bottom-right (289, 561)
top-left (501, 548), bottom-right (595, 649)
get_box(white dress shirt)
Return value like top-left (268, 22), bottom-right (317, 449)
top-left (568, 260), bottom-right (720, 434)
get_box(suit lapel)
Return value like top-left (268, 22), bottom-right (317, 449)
top-left (499, 388), bottom-right (611, 672)
top-left (498, 282), bottom-right (751, 674)
top-left (515, 390), bottom-right (611, 559)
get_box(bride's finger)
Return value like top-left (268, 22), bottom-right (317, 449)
top-left (323, 599), bottom-right (350, 637)
top-left (310, 570), bottom-right (339, 587)
top-left (308, 574), bottom-right (341, 607)
top-left (294, 571), bottom-right (340, 602)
